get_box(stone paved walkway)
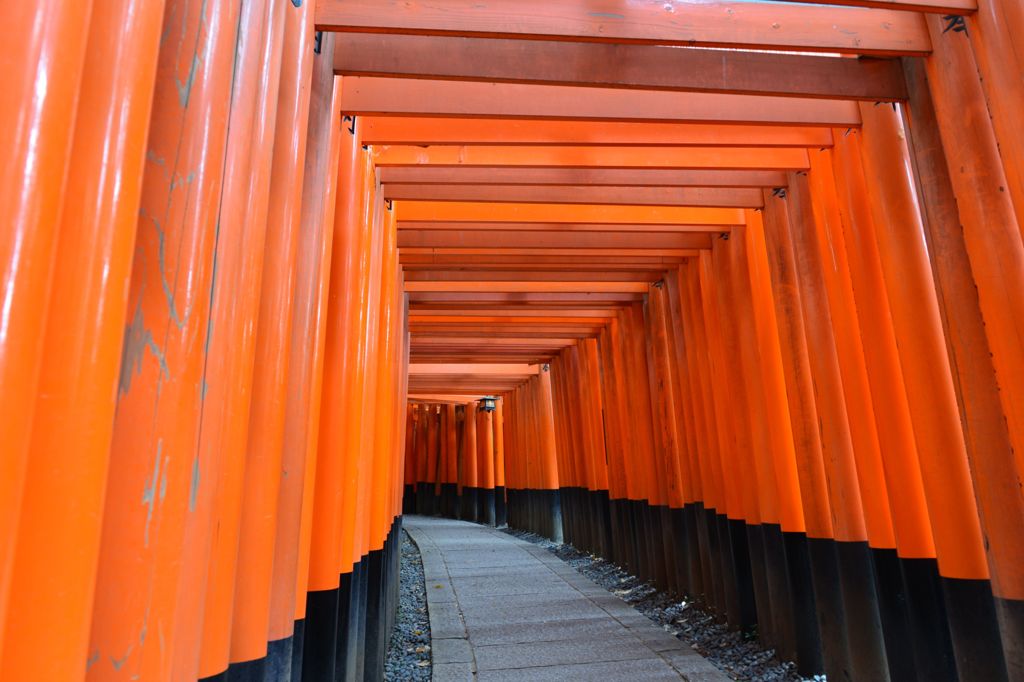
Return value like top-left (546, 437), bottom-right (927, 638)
top-left (404, 516), bottom-right (730, 681)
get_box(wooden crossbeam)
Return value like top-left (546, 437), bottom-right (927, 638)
top-left (343, 78), bottom-right (862, 125)
top-left (405, 281), bottom-right (651, 293)
top-left (361, 119), bottom-right (833, 148)
top-left (397, 231), bottom-right (713, 250)
top-left (315, 0), bottom-right (931, 54)
top-left (380, 167), bottom-right (790, 187)
top-left (383, 185), bottom-right (764, 208)
top-left (335, 34), bottom-right (908, 101)
top-left (404, 270), bottom-right (663, 282)
top-left (374, 146), bottom-right (809, 170)
top-left (395, 202), bottom-right (744, 225)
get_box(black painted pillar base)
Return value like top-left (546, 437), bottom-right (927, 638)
top-left (440, 483), bottom-right (458, 518)
top-left (494, 485), bottom-right (507, 527)
top-left (995, 596), bottom-right (1023, 680)
top-left (460, 487), bottom-right (479, 523)
top-left (942, 576), bottom-right (1009, 682)
top-left (479, 488), bottom-right (496, 526)
top-left (783, 532), bottom-right (824, 676)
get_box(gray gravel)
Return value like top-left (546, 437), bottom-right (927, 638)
top-left (504, 527), bottom-right (822, 682)
top-left (384, 529), bottom-right (432, 681)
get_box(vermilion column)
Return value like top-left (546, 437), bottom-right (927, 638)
top-left (87, 0), bottom-right (241, 678)
top-left (0, 0), bottom-right (162, 678)
top-left (903, 58), bottom-right (1024, 674)
top-left (786, 172), bottom-right (866, 682)
top-left (759, 194), bottom-right (829, 676)
top-left (858, 98), bottom-right (1008, 680)
top-left (266, 5), bottom-right (334, 671)
top-left (828, 129), bottom-right (938, 682)
top-left (303, 106), bottom-right (367, 682)
top-left (478, 407), bottom-right (497, 525)
top-left (462, 401), bottom-right (480, 521)
top-left (192, 1), bottom-right (284, 675)
top-left (965, 0), bottom-right (1024, 232)
top-left (229, 0), bottom-right (307, 670)
top-left (0, 1), bottom-right (94, 642)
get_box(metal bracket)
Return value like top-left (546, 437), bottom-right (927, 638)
top-left (385, 199), bottom-right (393, 211)
top-left (771, 187), bottom-right (787, 200)
top-left (343, 115), bottom-right (356, 135)
top-left (313, 30), bottom-right (322, 54)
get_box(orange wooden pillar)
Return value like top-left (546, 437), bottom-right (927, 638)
top-left (691, 256), bottom-right (744, 624)
top-left (266, 10), bottom-right (336, 676)
top-left (644, 286), bottom-right (687, 596)
top-left (443, 404), bottom-right (460, 517)
top-left (805, 148), bottom-right (896, 681)
top-left (493, 399), bottom-right (508, 526)
top-left (477, 405), bottom-right (497, 525)
top-left (785, 171), bottom-right (870, 682)
top-left (302, 104), bottom-right (368, 682)
top-left (732, 214), bottom-right (810, 663)
top-left (0, 0), bottom-right (162, 677)
top-left (363, 200), bottom-right (401, 681)
top-left (85, 0), bottom-right (240, 678)
top-left (192, 2), bottom-right (287, 677)
top-left (903, 58), bottom-right (1024, 675)
top-left (228, 0), bottom-right (311, 673)
top-left (0, 1), bottom-right (94, 651)
top-left (461, 401), bottom-right (480, 522)
top-left (536, 367), bottom-right (564, 543)
top-left (860, 86), bottom-right (1012, 679)
top-left (664, 266), bottom-right (714, 607)
top-left (672, 264), bottom-right (725, 615)
top-left (422, 404), bottom-right (440, 514)
top-left (827, 126), bottom-right (948, 681)
top-left (402, 404), bottom-right (417, 514)
top-left (703, 245), bottom-right (764, 633)
top-left (580, 340), bottom-right (613, 557)
top-left (596, 323), bottom-right (635, 570)
top-left (758, 193), bottom-right (832, 675)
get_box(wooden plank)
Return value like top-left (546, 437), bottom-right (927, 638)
top-left (315, 0), bottom-right (931, 54)
top-left (380, 167), bottom-right (790, 187)
top-left (362, 119), bottom-right (833, 148)
top-left (409, 363), bottom-right (540, 375)
top-left (399, 222), bottom-right (733, 233)
top-left (395, 201), bottom-right (744, 224)
top-left (384, 184), bottom-right (764, 208)
top-left (343, 78), bottom-right (862, 126)
top-left (404, 270), bottom-right (663, 281)
top-left (335, 34), bottom-right (908, 100)
top-left (397, 230), bottom-right (712, 250)
top-left (404, 281), bottom-right (650, 293)
top-left (374, 145), bottom-right (810, 170)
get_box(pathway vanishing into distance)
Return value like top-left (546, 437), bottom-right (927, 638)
top-left (404, 516), bottom-right (728, 681)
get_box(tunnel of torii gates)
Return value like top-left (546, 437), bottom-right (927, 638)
top-left (5, 0), bottom-right (1024, 681)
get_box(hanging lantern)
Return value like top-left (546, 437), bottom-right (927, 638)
top-left (480, 396), bottom-right (497, 412)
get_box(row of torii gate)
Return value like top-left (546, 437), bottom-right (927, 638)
top-left (2, 0), bottom-right (1023, 681)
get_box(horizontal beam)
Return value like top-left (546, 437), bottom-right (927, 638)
top-left (409, 363), bottom-right (539, 375)
top-left (362, 119), bottom-right (833, 148)
top-left (407, 291), bottom-right (645, 302)
top-left (374, 146), bottom-right (810, 170)
top-left (380, 167), bottom-right (789, 187)
top-left (401, 248), bottom-right (698, 258)
top-left (335, 34), bottom-right (908, 101)
top-left (315, 0), bottom-right (930, 54)
top-left (398, 231), bottom-right (712, 250)
top-left (343, 78), bottom-right (862, 126)
top-left (401, 255), bottom-right (691, 266)
top-left (404, 270), bottom-right (662, 281)
top-left (779, 0), bottom-right (972, 13)
top-left (396, 202), bottom-right (744, 225)
top-left (404, 281), bottom-right (650, 293)
top-left (399, 222), bottom-right (731, 233)
top-left (384, 185), bottom-right (763, 208)
top-left (409, 308), bottom-right (620, 317)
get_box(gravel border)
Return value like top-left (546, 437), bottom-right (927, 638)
top-left (384, 529), bottom-right (432, 681)
top-left (504, 528), bottom-right (822, 682)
